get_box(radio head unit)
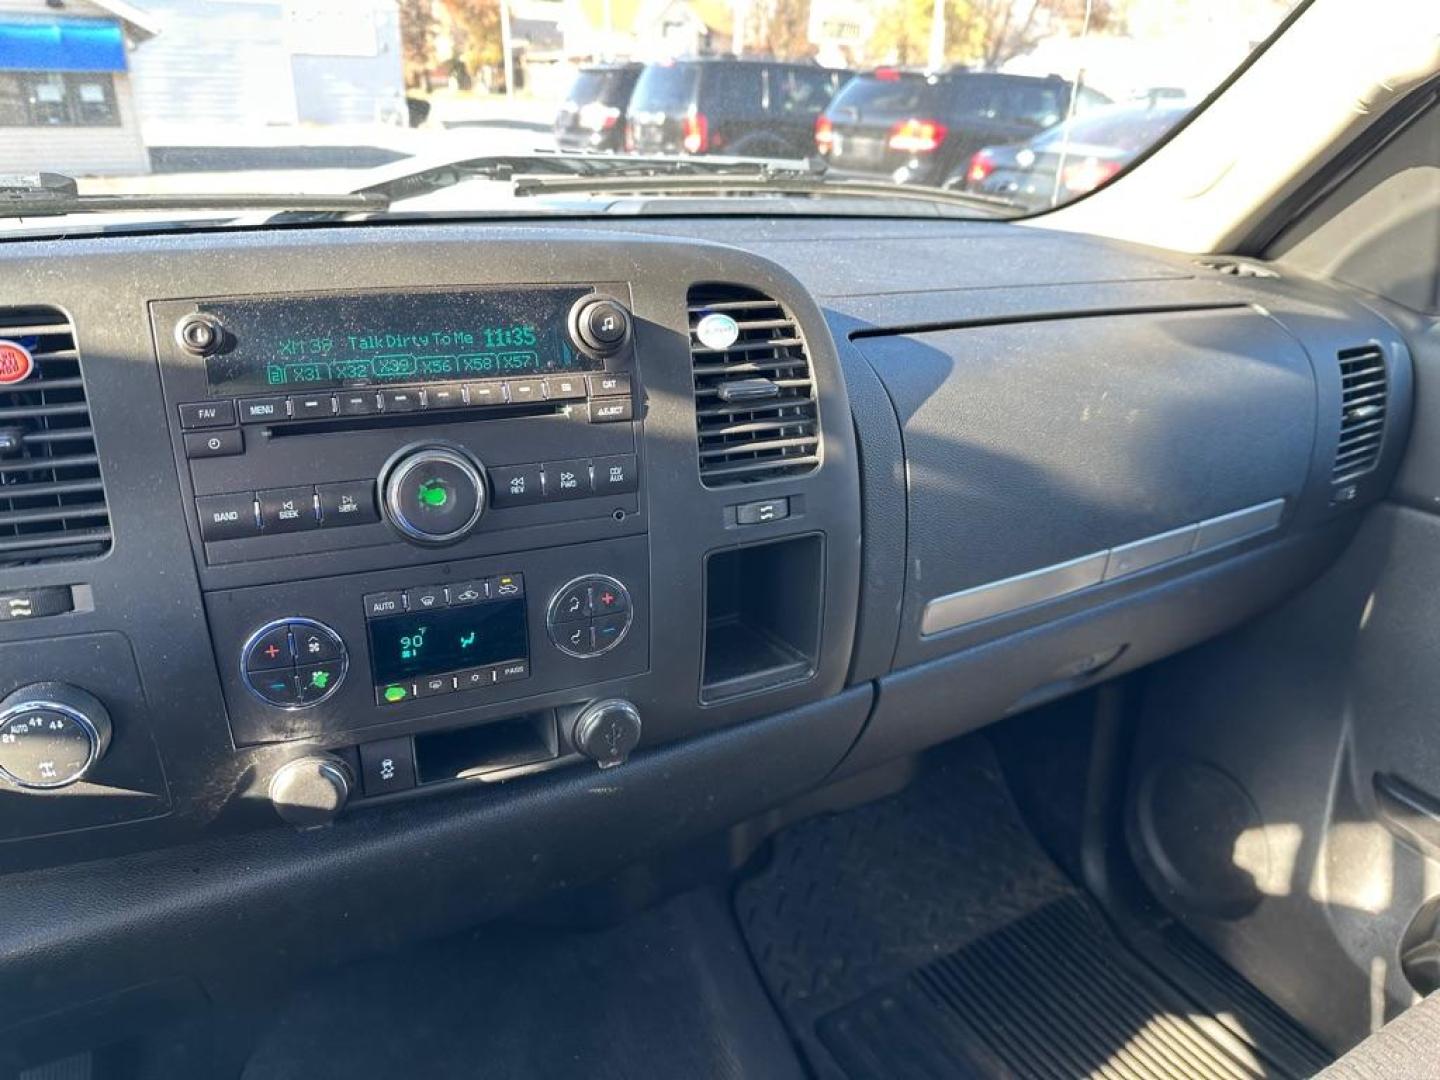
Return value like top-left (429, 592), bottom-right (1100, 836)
top-left (192, 287), bottom-right (602, 395)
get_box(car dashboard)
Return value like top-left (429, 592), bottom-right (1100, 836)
top-left (0, 215), bottom-right (1413, 1045)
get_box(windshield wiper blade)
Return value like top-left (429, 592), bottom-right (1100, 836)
top-left (0, 172), bottom-right (388, 219)
top-left (508, 169), bottom-right (1020, 214)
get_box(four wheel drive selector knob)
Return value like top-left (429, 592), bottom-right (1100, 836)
top-left (381, 445), bottom-right (488, 545)
top-left (0, 683), bottom-right (112, 790)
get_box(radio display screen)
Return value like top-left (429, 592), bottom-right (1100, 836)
top-left (368, 599), bottom-right (528, 687)
top-left (201, 287), bottom-right (599, 395)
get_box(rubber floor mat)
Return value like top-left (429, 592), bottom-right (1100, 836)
top-left (818, 893), bottom-right (1329, 1080)
top-left (736, 737), bottom-right (1330, 1080)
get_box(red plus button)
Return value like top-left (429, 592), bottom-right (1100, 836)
top-left (244, 625), bottom-right (294, 672)
top-left (592, 582), bottom-right (629, 615)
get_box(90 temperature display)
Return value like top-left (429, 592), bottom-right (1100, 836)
top-left (201, 286), bottom-right (601, 395)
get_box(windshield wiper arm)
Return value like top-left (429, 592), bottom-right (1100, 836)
top-left (0, 172), bottom-right (389, 218)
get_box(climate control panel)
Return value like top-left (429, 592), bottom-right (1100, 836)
top-left (206, 535), bottom-right (649, 746)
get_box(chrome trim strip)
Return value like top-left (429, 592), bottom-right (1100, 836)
top-left (920, 498), bottom-right (1287, 638)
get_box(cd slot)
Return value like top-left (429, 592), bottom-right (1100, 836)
top-left (267, 402), bottom-right (563, 437)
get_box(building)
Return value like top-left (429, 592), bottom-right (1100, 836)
top-left (0, 1), bottom-right (158, 176)
top-left (0, 0), bottom-right (407, 178)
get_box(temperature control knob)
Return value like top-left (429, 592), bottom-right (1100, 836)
top-left (382, 445), bottom-right (487, 545)
top-left (572, 698), bottom-right (641, 769)
top-left (0, 683), bottom-right (112, 790)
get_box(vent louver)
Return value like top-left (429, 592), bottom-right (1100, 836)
top-left (1333, 345), bottom-right (1387, 484)
top-left (687, 285), bottom-right (820, 487)
top-left (0, 309), bottom-right (110, 566)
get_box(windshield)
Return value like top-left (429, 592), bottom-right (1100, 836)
top-left (1, 0), bottom-right (1301, 230)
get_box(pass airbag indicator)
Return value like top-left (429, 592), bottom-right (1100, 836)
top-left (0, 340), bottom-right (34, 385)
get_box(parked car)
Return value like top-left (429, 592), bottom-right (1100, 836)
top-left (959, 102), bottom-right (1190, 209)
top-left (816, 68), bottom-right (1110, 185)
top-left (554, 63), bottom-right (645, 152)
top-left (626, 57), bottom-right (848, 158)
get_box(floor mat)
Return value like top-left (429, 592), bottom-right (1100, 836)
top-left (243, 888), bottom-right (803, 1080)
top-left (735, 737), bottom-right (1331, 1080)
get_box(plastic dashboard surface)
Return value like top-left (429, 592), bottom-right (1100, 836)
top-left (0, 217), bottom-right (1415, 1053)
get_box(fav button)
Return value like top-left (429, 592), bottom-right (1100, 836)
top-left (245, 624), bottom-right (294, 672)
top-left (178, 400), bottom-right (236, 429)
top-left (259, 486), bottom-right (319, 532)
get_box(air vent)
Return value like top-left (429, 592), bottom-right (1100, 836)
top-left (1333, 345), bottom-right (1388, 484)
top-left (0, 309), bottom-right (110, 566)
top-left (687, 285), bottom-right (820, 487)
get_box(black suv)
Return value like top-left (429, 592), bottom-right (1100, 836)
top-left (817, 69), bottom-right (1110, 185)
top-left (626, 58), bottom-right (848, 158)
top-left (554, 63), bottom-right (644, 152)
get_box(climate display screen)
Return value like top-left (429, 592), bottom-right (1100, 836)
top-left (202, 287), bottom-right (599, 394)
top-left (368, 599), bottom-right (528, 686)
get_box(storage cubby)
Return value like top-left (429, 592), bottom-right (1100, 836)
top-left (701, 534), bottom-right (824, 702)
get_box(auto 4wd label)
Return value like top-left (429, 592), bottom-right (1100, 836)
top-left (0, 341), bottom-right (34, 385)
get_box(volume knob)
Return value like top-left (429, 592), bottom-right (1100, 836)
top-left (381, 445), bottom-right (487, 545)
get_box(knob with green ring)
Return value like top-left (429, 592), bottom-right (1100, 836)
top-left (381, 446), bottom-right (488, 545)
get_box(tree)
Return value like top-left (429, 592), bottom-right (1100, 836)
top-left (398, 0), bottom-right (438, 89)
top-left (747, 0), bottom-right (817, 60)
top-left (443, 0), bottom-right (503, 73)
top-left (870, 0), bottom-right (1124, 70)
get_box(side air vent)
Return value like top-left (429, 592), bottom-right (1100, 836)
top-left (1333, 345), bottom-right (1388, 484)
top-left (0, 309), bottom-right (110, 566)
top-left (687, 285), bottom-right (820, 487)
